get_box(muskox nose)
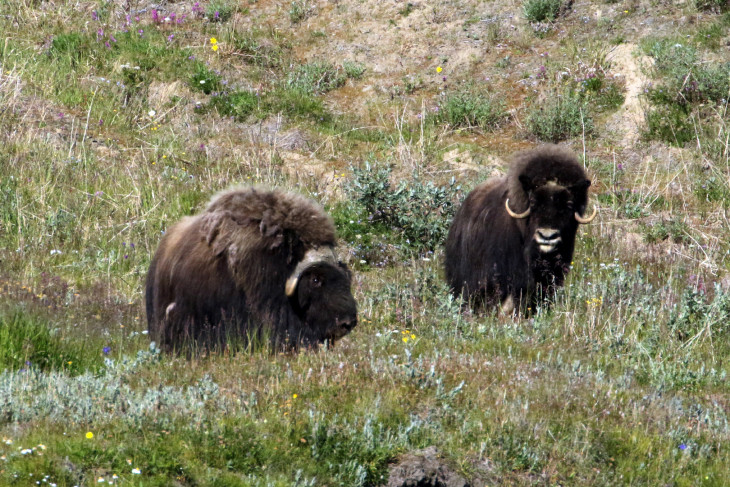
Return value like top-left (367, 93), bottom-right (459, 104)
top-left (535, 228), bottom-right (561, 253)
top-left (536, 229), bottom-right (560, 241)
top-left (339, 317), bottom-right (357, 331)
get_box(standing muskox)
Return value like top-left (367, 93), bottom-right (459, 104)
top-left (145, 187), bottom-right (358, 352)
top-left (444, 145), bottom-right (596, 313)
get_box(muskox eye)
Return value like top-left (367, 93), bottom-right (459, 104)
top-left (566, 201), bottom-right (574, 210)
top-left (311, 275), bottom-right (321, 286)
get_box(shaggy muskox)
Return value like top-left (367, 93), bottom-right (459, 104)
top-left (444, 145), bottom-right (596, 313)
top-left (145, 187), bottom-right (358, 352)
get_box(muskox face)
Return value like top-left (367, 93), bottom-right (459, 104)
top-left (506, 177), bottom-right (595, 255)
top-left (530, 183), bottom-right (582, 254)
top-left (289, 262), bottom-right (358, 343)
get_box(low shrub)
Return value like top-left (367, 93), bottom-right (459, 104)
top-left (526, 89), bottom-right (594, 142)
top-left (344, 163), bottom-right (462, 256)
top-left (435, 84), bottom-right (506, 131)
top-left (523, 0), bottom-right (562, 22)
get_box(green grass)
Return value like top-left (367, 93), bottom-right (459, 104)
top-left (1, 0), bottom-right (730, 485)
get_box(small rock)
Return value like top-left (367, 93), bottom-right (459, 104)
top-left (387, 447), bottom-right (470, 487)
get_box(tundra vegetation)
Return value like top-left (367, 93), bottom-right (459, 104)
top-left (1, 0), bottom-right (730, 486)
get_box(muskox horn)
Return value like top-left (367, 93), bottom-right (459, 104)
top-left (574, 206), bottom-right (597, 224)
top-left (505, 199), bottom-right (530, 219)
top-left (285, 246), bottom-right (339, 297)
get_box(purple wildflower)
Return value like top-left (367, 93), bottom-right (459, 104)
top-left (103, 346), bottom-right (111, 355)
top-left (679, 443), bottom-right (687, 451)
top-left (91, 11), bottom-right (98, 21)
top-left (97, 28), bottom-right (104, 41)
top-left (167, 34), bottom-right (175, 42)
top-left (151, 9), bottom-right (160, 23)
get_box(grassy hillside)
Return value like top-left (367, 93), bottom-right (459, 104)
top-left (1, 0), bottom-right (730, 485)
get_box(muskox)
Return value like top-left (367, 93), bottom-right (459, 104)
top-left (444, 145), bottom-right (596, 313)
top-left (145, 187), bottom-right (358, 352)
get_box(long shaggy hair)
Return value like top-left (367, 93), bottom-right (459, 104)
top-left (444, 145), bottom-right (595, 312)
top-left (145, 187), bottom-right (358, 352)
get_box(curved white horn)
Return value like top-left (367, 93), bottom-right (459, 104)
top-left (574, 206), bottom-right (597, 224)
top-left (285, 246), bottom-right (339, 296)
top-left (505, 199), bottom-right (530, 219)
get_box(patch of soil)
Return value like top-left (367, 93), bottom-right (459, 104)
top-left (605, 43), bottom-right (653, 148)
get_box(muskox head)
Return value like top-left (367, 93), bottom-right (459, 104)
top-left (285, 246), bottom-right (358, 343)
top-left (505, 178), bottom-right (596, 254)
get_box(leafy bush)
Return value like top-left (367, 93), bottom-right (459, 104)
top-left (644, 40), bottom-right (730, 107)
top-left (346, 163), bottom-right (462, 254)
top-left (574, 69), bottom-right (625, 112)
top-left (526, 89), bottom-right (593, 142)
top-left (523, 0), bottom-right (562, 22)
top-left (435, 84), bottom-right (506, 131)
top-left (644, 104), bottom-right (694, 146)
top-left (642, 39), bottom-right (730, 147)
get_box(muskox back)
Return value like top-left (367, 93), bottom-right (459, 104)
top-left (444, 145), bottom-right (596, 312)
top-left (145, 187), bottom-right (358, 352)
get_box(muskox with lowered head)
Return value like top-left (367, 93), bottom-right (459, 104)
top-left (145, 187), bottom-right (358, 352)
top-left (444, 145), bottom-right (596, 313)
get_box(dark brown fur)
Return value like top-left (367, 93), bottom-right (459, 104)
top-left (444, 145), bottom-right (592, 312)
top-left (145, 187), bottom-right (358, 352)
